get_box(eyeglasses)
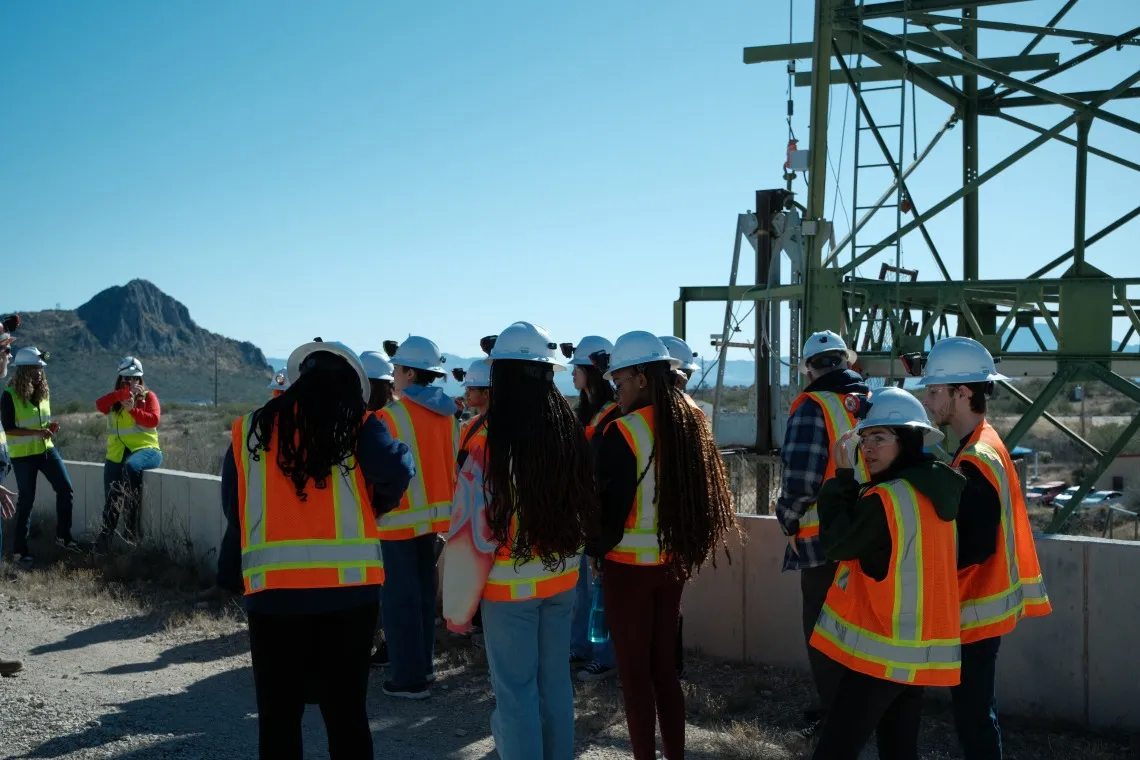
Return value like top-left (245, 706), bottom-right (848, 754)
top-left (858, 431), bottom-right (898, 449)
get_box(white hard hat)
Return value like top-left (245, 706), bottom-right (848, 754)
top-left (799, 330), bottom-right (857, 374)
top-left (462, 360), bottom-right (491, 387)
top-left (359, 351), bottom-right (396, 382)
top-left (855, 387), bottom-right (944, 446)
top-left (567, 336), bottom-right (614, 367)
top-left (916, 337), bottom-right (1009, 387)
top-left (659, 336), bottom-right (700, 373)
top-left (390, 336), bottom-right (445, 374)
top-left (486, 322), bottom-right (566, 370)
top-left (118, 356), bottom-right (144, 377)
top-left (287, 340), bottom-right (371, 404)
top-left (604, 331), bottom-right (680, 381)
top-left (13, 347), bottom-right (46, 367)
top-left (267, 368), bottom-right (290, 392)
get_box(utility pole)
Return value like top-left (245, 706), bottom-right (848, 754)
top-left (214, 347), bottom-right (219, 407)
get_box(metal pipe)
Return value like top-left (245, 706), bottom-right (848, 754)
top-left (993, 113), bottom-right (1140, 174)
top-left (1027, 204), bottom-right (1140, 278)
top-left (711, 214), bottom-right (747, 439)
top-left (1074, 117), bottom-right (1091, 273)
top-left (963, 9), bottom-right (980, 282)
top-left (997, 24), bottom-right (1140, 100)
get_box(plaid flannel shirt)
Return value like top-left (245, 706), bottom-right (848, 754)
top-left (777, 399), bottom-right (831, 571)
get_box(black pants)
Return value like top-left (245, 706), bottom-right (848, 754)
top-left (802, 562), bottom-right (845, 717)
top-left (812, 668), bottom-right (925, 760)
top-left (952, 636), bottom-right (1003, 760)
top-left (248, 602), bottom-right (378, 760)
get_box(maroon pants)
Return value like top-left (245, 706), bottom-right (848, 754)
top-left (604, 561), bottom-right (686, 760)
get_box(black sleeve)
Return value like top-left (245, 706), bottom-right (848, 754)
top-left (956, 461), bottom-right (1002, 569)
top-left (217, 445), bottom-right (244, 595)
top-left (1, 393), bottom-right (14, 431)
top-left (585, 424), bottom-right (637, 558)
top-left (817, 471), bottom-right (892, 580)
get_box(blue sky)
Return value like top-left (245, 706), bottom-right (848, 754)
top-left (1, 0), bottom-right (1136, 362)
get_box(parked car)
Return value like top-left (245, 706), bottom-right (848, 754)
top-left (1027, 481), bottom-right (1068, 505)
top-left (1052, 487), bottom-right (1124, 510)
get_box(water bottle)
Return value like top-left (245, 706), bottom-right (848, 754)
top-left (588, 575), bottom-right (609, 644)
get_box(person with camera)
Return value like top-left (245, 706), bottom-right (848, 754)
top-left (218, 339), bottom-right (414, 759)
top-left (442, 321), bottom-right (598, 760)
top-left (588, 331), bottom-right (737, 760)
top-left (918, 337), bottom-right (1051, 760)
top-left (0, 322), bottom-right (24, 675)
top-left (561, 335), bottom-right (621, 683)
top-left (776, 330), bottom-right (869, 737)
top-left (375, 335), bottom-right (459, 700)
top-left (95, 357), bottom-right (162, 547)
top-left (808, 387), bottom-right (963, 760)
top-left (3, 346), bottom-right (75, 563)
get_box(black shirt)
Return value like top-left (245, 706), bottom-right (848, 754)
top-left (954, 426), bottom-right (1003, 569)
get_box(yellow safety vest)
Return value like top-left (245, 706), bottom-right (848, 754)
top-left (605, 408), bottom-right (666, 566)
top-left (5, 388), bottom-right (53, 459)
top-left (106, 402), bottom-right (161, 464)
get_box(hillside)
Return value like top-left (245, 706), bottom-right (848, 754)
top-left (10, 280), bottom-right (272, 406)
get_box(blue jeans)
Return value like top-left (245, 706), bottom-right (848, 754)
top-left (12, 448), bottom-right (74, 552)
top-left (380, 534), bottom-right (437, 686)
top-left (102, 448), bottom-right (163, 539)
top-left (481, 588), bottom-right (576, 760)
top-left (571, 554), bottom-right (616, 668)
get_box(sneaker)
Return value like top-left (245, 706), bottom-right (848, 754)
top-left (55, 537), bottom-right (81, 552)
top-left (382, 681), bottom-right (431, 700)
top-left (798, 718), bottom-right (821, 739)
top-left (569, 652), bottom-right (591, 666)
top-left (15, 554), bottom-right (34, 569)
top-left (577, 661), bottom-right (617, 682)
top-left (424, 673), bottom-right (437, 685)
top-left (370, 642), bottom-right (389, 668)
top-left (0, 657), bottom-right (23, 677)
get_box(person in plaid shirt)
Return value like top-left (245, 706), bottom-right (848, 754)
top-left (777, 330), bottom-right (868, 738)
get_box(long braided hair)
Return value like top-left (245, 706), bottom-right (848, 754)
top-left (10, 366), bottom-right (49, 406)
top-left (641, 362), bottom-right (737, 580)
top-left (575, 364), bottom-right (616, 427)
top-left (484, 359), bottom-right (599, 570)
top-left (246, 354), bottom-right (365, 501)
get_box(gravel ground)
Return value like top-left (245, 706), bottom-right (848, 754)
top-left (1, 554), bottom-right (1137, 760)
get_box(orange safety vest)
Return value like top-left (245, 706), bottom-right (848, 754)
top-left (788, 391), bottom-right (868, 539)
top-left (604, 407), bottom-right (666, 566)
top-left (484, 513), bottom-right (579, 602)
top-left (584, 401), bottom-right (620, 441)
top-left (811, 479), bottom-right (962, 687)
top-left (230, 414), bottom-right (384, 594)
top-left (376, 398), bottom-right (459, 539)
top-left (953, 421), bottom-right (1051, 643)
top-left (458, 414), bottom-right (485, 456)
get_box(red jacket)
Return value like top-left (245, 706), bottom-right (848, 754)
top-left (96, 388), bottom-right (162, 428)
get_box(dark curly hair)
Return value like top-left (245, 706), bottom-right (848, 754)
top-left (245, 354), bottom-right (365, 500)
top-left (575, 364), bottom-right (616, 427)
top-left (9, 365), bottom-right (49, 406)
top-left (484, 359), bottom-right (600, 570)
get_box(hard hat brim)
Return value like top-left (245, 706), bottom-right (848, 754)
top-left (603, 355), bottom-right (682, 381)
top-left (915, 371), bottom-right (1010, 388)
top-left (484, 354), bottom-right (566, 370)
top-left (797, 348), bottom-right (858, 374)
top-left (855, 419), bottom-right (945, 446)
top-left (392, 361), bottom-right (445, 374)
top-left (287, 342), bottom-right (371, 405)
top-left (118, 369), bottom-right (144, 378)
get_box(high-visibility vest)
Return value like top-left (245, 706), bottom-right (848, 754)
top-left (788, 391), bottom-right (868, 539)
top-left (953, 421), bottom-right (1051, 643)
top-left (811, 479), bottom-right (962, 687)
top-left (584, 401), bottom-right (620, 441)
top-left (604, 407), bottom-right (666, 566)
top-left (484, 513), bottom-right (579, 602)
top-left (376, 398), bottom-right (459, 539)
top-left (231, 414), bottom-right (384, 594)
top-left (105, 397), bottom-right (161, 464)
top-left (5, 388), bottom-right (53, 458)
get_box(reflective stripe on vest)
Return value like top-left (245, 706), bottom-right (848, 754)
top-left (810, 479), bottom-right (962, 687)
top-left (605, 408), bottom-right (665, 566)
top-left (376, 400), bottom-right (457, 539)
top-left (235, 415), bottom-right (383, 593)
top-left (954, 423), bottom-right (1051, 642)
top-left (585, 402), bottom-right (619, 442)
top-left (789, 392), bottom-right (867, 539)
top-left (484, 516), bottom-right (579, 601)
top-left (106, 405), bottom-right (161, 464)
top-left (5, 389), bottom-right (53, 458)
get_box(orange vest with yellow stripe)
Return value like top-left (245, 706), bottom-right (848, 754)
top-left (604, 407), bottom-right (666, 567)
top-left (788, 391), bottom-right (868, 539)
top-left (231, 414), bottom-right (384, 594)
top-left (953, 421), bottom-right (1051, 643)
top-left (811, 479), bottom-right (961, 687)
top-left (376, 398), bottom-right (459, 539)
top-left (584, 401), bottom-right (620, 441)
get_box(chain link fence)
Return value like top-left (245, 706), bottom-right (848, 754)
top-left (720, 449), bottom-right (782, 515)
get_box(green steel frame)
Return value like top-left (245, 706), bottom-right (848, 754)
top-left (675, 0), bottom-right (1140, 532)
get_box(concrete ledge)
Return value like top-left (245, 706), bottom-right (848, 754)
top-left (17, 462), bottom-right (1140, 730)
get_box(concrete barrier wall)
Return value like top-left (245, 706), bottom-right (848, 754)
top-left (23, 464), bottom-right (1140, 731)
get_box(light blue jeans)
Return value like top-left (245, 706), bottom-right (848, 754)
top-left (481, 588), bottom-right (576, 760)
top-left (570, 554), bottom-right (616, 668)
